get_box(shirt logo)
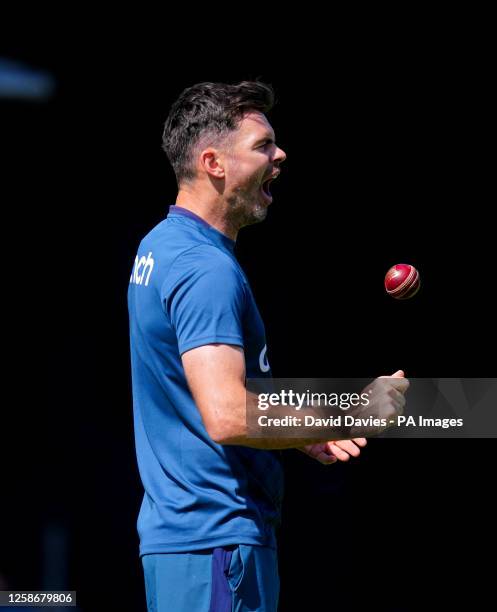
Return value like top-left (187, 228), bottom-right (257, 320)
top-left (259, 344), bottom-right (270, 373)
top-left (130, 251), bottom-right (155, 286)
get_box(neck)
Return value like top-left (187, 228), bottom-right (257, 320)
top-left (175, 185), bottom-right (239, 241)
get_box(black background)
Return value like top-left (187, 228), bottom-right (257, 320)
top-left (1, 29), bottom-right (495, 611)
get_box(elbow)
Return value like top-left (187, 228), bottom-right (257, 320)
top-left (199, 399), bottom-right (246, 445)
top-left (208, 425), bottom-right (233, 446)
top-left (210, 431), bottom-right (228, 445)
top-left (206, 422), bottom-right (244, 446)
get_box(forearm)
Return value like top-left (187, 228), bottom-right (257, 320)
top-left (213, 390), bottom-right (351, 448)
top-left (185, 346), bottom-right (405, 448)
top-left (221, 435), bottom-right (333, 449)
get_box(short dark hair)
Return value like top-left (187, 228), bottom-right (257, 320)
top-left (162, 81), bottom-right (275, 185)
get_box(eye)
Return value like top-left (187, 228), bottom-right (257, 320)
top-left (258, 140), bottom-right (272, 148)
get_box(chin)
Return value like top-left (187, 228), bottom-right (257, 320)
top-left (228, 193), bottom-right (269, 227)
top-left (248, 205), bottom-right (268, 224)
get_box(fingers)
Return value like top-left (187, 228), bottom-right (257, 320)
top-left (388, 387), bottom-right (406, 408)
top-left (378, 374), bottom-right (410, 394)
top-left (389, 377), bottom-right (410, 393)
top-left (352, 437), bottom-right (367, 447)
top-left (325, 439), bottom-right (364, 461)
top-left (302, 443), bottom-right (337, 465)
top-left (315, 451), bottom-right (337, 465)
top-left (336, 440), bottom-right (362, 457)
top-left (376, 387), bottom-right (406, 420)
top-left (301, 439), bottom-right (367, 465)
top-left (325, 443), bottom-right (350, 461)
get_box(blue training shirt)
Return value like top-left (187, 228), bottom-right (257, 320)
top-left (128, 205), bottom-right (284, 555)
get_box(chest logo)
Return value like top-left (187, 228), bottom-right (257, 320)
top-left (259, 344), bottom-right (270, 373)
top-left (130, 251), bottom-right (155, 287)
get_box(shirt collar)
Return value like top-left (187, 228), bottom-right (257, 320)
top-left (167, 205), bottom-right (236, 253)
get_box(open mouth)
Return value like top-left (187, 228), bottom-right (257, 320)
top-left (261, 174), bottom-right (277, 203)
top-left (261, 178), bottom-right (273, 199)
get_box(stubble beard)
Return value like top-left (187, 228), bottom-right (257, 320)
top-left (226, 179), bottom-right (268, 230)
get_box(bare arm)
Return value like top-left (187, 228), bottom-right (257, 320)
top-left (182, 343), bottom-right (321, 448)
top-left (181, 344), bottom-right (408, 448)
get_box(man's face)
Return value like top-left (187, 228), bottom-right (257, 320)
top-left (221, 111), bottom-right (287, 227)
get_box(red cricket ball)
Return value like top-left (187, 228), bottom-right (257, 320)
top-left (384, 264), bottom-right (420, 299)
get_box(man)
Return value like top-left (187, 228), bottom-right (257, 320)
top-left (128, 81), bottom-right (409, 611)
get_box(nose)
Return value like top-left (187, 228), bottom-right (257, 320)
top-left (273, 145), bottom-right (287, 165)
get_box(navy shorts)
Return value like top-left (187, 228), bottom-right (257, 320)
top-left (142, 544), bottom-right (279, 611)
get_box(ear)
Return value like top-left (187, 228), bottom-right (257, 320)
top-left (199, 148), bottom-right (225, 179)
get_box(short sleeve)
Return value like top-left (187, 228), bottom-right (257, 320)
top-left (161, 245), bottom-right (246, 355)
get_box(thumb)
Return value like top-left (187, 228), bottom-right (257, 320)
top-left (391, 370), bottom-right (405, 378)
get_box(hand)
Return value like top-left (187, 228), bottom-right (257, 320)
top-left (348, 370), bottom-right (410, 437)
top-left (299, 438), bottom-right (367, 465)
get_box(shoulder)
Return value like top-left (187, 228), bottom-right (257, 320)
top-left (171, 244), bottom-right (243, 281)
top-left (161, 244), bottom-right (247, 301)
